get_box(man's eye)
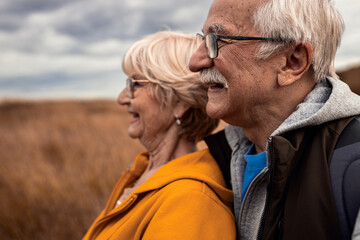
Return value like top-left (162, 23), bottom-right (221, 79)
top-left (218, 39), bottom-right (231, 44)
top-left (217, 40), bottom-right (228, 47)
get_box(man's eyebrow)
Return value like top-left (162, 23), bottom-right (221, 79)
top-left (205, 24), bottom-right (229, 35)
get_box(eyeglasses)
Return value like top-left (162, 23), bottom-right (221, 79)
top-left (126, 77), bottom-right (150, 98)
top-left (197, 33), bottom-right (287, 59)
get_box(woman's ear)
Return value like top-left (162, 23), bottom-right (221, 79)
top-left (277, 42), bottom-right (314, 86)
top-left (173, 101), bottom-right (190, 119)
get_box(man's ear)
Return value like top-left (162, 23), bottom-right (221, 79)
top-left (173, 101), bottom-right (190, 119)
top-left (277, 42), bottom-right (313, 86)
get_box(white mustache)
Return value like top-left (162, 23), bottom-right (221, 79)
top-left (200, 67), bottom-right (228, 88)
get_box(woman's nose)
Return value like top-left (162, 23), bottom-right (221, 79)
top-left (117, 87), bottom-right (130, 105)
top-left (189, 42), bottom-right (214, 72)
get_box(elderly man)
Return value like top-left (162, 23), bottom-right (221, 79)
top-left (190, 0), bottom-right (360, 239)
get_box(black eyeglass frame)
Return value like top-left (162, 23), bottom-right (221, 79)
top-left (197, 33), bottom-right (290, 59)
top-left (126, 77), bottom-right (150, 99)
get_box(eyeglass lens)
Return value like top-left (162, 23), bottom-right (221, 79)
top-left (126, 78), bottom-right (134, 98)
top-left (205, 34), bottom-right (218, 59)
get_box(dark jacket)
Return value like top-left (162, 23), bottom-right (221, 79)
top-left (260, 116), bottom-right (356, 239)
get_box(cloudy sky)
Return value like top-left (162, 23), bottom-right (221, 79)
top-left (0, 0), bottom-right (359, 99)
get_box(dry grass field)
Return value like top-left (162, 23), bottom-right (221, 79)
top-left (0, 100), bottom-right (145, 240)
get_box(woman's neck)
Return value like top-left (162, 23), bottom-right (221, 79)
top-left (147, 137), bottom-right (197, 171)
top-left (140, 126), bottom-right (197, 173)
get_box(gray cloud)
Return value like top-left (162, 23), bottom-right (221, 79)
top-left (0, 0), bottom-right (210, 41)
top-left (0, 0), bottom-right (75, 31)
top-left (51, 0), bottom-right (211, 42)
top-left (1, 0), bottom-right (75, 15)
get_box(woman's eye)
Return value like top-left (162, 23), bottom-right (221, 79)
top-left (133, 81), bottom-right (147, 88)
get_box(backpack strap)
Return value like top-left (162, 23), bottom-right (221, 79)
top-left (330, 116), bottom-right (360, 240)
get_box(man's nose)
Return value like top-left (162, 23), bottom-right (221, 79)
top-left (117, 87), bottom-right (130, 105)
top-left (189, 42), bottom-right (214, 72)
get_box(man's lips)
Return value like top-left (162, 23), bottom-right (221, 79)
top-left (209, 83), bottom-right (225, 89)
top-left (204, 82), bottom-right (227, 92)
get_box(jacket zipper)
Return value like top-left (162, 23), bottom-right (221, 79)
top-left (238, 138), bottom-right (272, 239)
top-left (89, 195), bottom-right (138, 240)
top-left (238, 167), bottom-right (268, 236)
top-left (256, 137), bottom-right (274, 240)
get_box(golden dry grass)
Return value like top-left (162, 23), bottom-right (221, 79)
top-left (0, 99), bottom-right (145, 240)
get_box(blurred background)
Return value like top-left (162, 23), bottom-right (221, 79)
top-left (0, 0), bottom-right (359, 239)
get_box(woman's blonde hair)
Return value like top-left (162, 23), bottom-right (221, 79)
top-left (122, 31), bottom-right (219, 142)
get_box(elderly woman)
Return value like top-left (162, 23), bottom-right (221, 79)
top-left (83, 31), bottom-right (236, 240)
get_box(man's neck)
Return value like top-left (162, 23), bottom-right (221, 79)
top-left (244, 77), bottom-right (317, 153)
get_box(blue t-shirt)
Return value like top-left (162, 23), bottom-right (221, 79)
top-left (241, 144), bottom-right (267, 201)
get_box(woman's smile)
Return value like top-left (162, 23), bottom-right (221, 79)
top-left (129, 112), bottom-right (140, 124)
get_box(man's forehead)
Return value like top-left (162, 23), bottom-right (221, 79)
top-left (202, 0), bottom-right (259, 35)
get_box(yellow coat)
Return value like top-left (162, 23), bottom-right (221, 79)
top-left (83, 149), bottom-right (236, 240)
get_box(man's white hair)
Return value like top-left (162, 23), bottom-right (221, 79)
top-left (253, 0), bottom-right (344, 82)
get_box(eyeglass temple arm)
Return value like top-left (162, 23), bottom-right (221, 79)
top-left (132, 80), bottom-right (150, 83)
top-left (216, 34), bottom-right (292, 43)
